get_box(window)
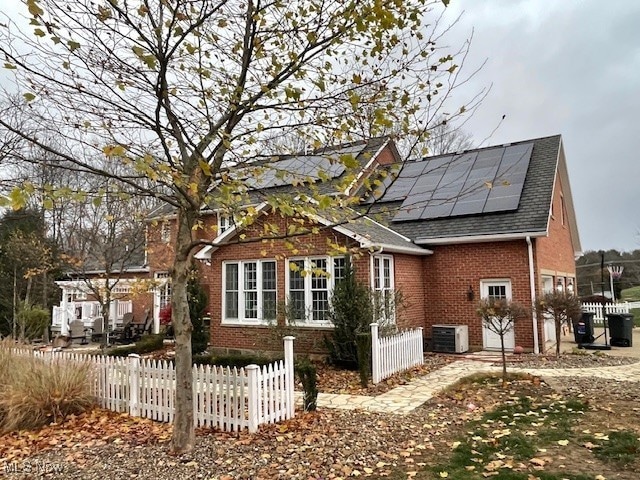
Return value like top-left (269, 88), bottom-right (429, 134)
top-left (155, 272), bottom-right (171, 309)
top-left (67, 288), bottom-right (87, 302)
top-left (480, 279), bottom-right (512, 301)
top-left (287, 257), bottom-right (346, 324)
top-left (218, 214), bottom-right (233, 235)
top-left (161, 222), bottom-right (171, 243)
top-left (560, 194), bottom-right (566, 226)
top-left (223, 260), bottom-right (277, 324)
top-left (372, 255), bottom-right (395, 322)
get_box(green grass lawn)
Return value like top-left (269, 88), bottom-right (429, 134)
top-left (383, 375), bottom-right (640, 480)
top-left (621, 286), bottom-right (640, 301)
top-left (620, 287), bottom-right (640, 326)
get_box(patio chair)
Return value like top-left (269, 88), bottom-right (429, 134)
top-left (89, 317), bottom-right (106, 343)
top-left (111, 312), bottom-right (135, 344)
top-left (142, 309), bottom-right (153, 334)
top-left (68, 320), bottom-right (89, 345)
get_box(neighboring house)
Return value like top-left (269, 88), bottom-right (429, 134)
top-left (51, 134), bottom-right (580, 353)
top-left (51, 268), bottom-right (153, 336)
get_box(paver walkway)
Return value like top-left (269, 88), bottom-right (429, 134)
top-left (305, 357), bottom-right (640, 414)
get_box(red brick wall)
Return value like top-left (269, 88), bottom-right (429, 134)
top-left (424, 241), bottom-right (536, 350)
top-left (535, 174), bottom-right (577, 283)
top-left (203, 212), bottom-right (372, 354)
top-left (394, 254), bottom-right (426, 329)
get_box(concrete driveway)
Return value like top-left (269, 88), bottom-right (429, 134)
top-left (559, 326), bottom-right (640, 358)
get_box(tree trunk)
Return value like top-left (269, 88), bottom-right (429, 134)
top-left (43, 271), bottom-right (50, 343)
top-left (500, 331), bottom-right (507, 386)
top-left (20, 276), bottom-right (33, 341)
top-left (555, 314), bottom-right (562, 356)
top-left (12, 266), bottom-right (18, 340)
top-left (171, 208), bottom-right (195, 454)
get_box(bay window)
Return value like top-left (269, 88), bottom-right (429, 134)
top-left (223, 260), bottom-right (277, 324)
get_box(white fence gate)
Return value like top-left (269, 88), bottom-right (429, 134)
top-left (581, 302), bottom-right (630, 325)
top-left (370, 323), bottom-right (424, 384)
top-left (15, 337), bottom-right (295, 433)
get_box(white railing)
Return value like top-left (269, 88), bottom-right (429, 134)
top-left (10, 336), bottom-right (295, 433)
top-left (51, 300), bottom-right (134, 333)
top-left (117, 300), bottom-right (133, 319)
top-left (370, 323), bottom-right (423, 384)
top-left (581, 302), bottom-right (630, 325)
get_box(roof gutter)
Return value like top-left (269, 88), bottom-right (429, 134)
top-left (368, 243), bottom-right (432, 255)
top-left (526, 235), bottom-right (540, 354)
top-left (415, 231), bottom-right (547, 246)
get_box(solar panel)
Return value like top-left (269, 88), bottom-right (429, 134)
top-left (245, 142), bottom-right (367, 190)
top-left (391, 142), bottom-right (534, 222)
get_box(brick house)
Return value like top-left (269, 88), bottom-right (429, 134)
top-left (55, 134), bottom-right (580, 353)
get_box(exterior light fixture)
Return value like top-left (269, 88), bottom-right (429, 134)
top-left (466, 285), bottom-right (475, 302)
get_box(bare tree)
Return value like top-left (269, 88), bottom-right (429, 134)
top-left (0, 0), bottom-right (478, 452)
top-left (535, 292), bottom-right (582, 356)
top-left (477, 298), bottom-right (527, 385)
top-left (60, 177), bottom-right (150, 347)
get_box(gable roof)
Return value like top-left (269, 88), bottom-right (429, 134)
top-left (366, 135), bottom-right (581, 252)
top-left (194, 202), bottom-right (431, 261)
top-left (147, 136), bottom-right (399, 221)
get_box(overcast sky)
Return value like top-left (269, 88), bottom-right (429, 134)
top-left (2, 0), bottom-right (638, 253)
top-left (441, 0), bottom-right (640, 253)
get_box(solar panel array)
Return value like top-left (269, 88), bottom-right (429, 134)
top-left (245, 143), bottom-right (366, 190)
top-left (387, 143), bottom-right (534, 222)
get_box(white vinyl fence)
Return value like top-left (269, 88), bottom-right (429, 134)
top-left (370, 323), bottom-right (423, 384)
top-left (581, 302), bottom-right (630, 325)
top-left (12, 337), bottom-right (295, 433)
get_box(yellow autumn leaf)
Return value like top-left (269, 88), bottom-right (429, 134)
top-left (439, 472), bottom-right (448, 478)
top-left (557, 439), bottom-right (569, 446)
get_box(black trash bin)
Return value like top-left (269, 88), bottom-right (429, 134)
top-left (574, 311), bottom-right (595, 344)
top-left (606, 313), bottom-right (634, 347)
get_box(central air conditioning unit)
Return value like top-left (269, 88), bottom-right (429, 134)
top-left (432, 324), bottom-right (469, 353)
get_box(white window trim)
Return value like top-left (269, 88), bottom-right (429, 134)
top-left (285, 256), bottom-right (345, 327)
top-left (154, 272), bottom-right (171, 309)
top-left (541, 275), bottom-right (554, 294)
top-left (217, 213), bottom-right (233, 236)
top-left (160, 222), bottom-right (171, 243)
top-left (222, 259), bottom-right (277, 326)
top-left (370, 254), bottom-right (396, 323)
top-left (480, 279), bottom-right (513, 300)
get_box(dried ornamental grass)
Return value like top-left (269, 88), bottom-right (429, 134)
top-left (0, 351), bottom-right (95, 432)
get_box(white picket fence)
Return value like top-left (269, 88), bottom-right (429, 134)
top-left (370, 323), bottom-right (424, 384)
top-left (581, 302), bottom-right (630, 325)
top-left (11, 337), bottom-right (295, 433)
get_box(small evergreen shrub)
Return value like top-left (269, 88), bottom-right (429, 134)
top-left (325, 257), bottom-right (373, 370)
top-left (356, 332), bottom-right (371, 387)
top-left (106, 334), bottom-right (164, 357)
top-left (17, 305), bottom-right (50, 341)
top-left (207, 354), bottom-right (282, 368)
top-left (295, 358), bottom-right (318, 412)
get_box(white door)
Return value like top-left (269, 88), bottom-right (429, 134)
top-left (481, 280), bottom-right (515, 351)
top-left (541, 276), bottom-right (556, 344)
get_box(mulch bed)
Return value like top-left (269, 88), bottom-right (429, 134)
top-left (312, 353), bottom-right (456, 396)
top-left (502, 352), bottom-right (639, 369)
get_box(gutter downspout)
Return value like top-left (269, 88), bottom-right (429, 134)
top-left (526, 236), bottom-right (540, 354)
